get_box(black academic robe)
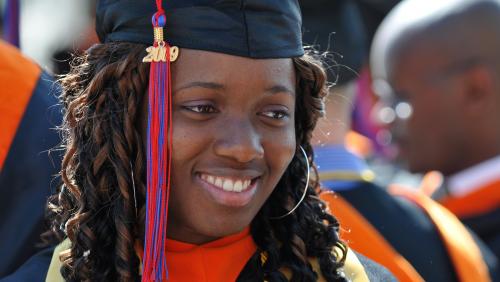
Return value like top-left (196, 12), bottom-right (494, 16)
top-left (463, 207), bottom-right (500, 260)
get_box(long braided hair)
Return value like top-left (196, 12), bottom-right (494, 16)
top-left (46, 42), bottom-right (347, 281)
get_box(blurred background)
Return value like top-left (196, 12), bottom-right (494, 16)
top-left (1, 0), bottom-right (499, 280)
top-left (0, 0), bottom-right (97, 74)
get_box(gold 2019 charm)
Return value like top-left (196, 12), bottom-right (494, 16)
top-left (143, 44), bottom-right (179, 63)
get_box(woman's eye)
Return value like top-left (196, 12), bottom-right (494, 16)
top-left (260, 110), bottom-right (289, 120)
top-left (182, 104), bottom-right (218, 114)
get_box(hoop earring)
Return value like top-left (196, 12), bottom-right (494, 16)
top-left (269, 145), bottom-right (310, 220)
top-left (130, 161), bottom-right (138, 217)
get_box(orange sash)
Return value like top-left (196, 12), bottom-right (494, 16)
top-left (390, 186), bottom-right (491, 282)
top-left (320, 192), bottom-right (424, 282)
top-left (0, 41), bottom-right (41, 170)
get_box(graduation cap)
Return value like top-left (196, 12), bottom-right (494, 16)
top-left (95, 0), bottom-right (304, 280)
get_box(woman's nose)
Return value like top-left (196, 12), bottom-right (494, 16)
top-left (213, 118), bottom-right (264, 163)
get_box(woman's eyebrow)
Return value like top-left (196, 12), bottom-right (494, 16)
top-left (175, 81), bottom-right (225, 92)
top-left (265, 85), bottom-right (295, 96)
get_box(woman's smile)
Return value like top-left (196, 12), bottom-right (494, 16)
top-left (196, 171), bottom-right (260, 207)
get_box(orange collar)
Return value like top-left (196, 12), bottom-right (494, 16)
top-left (441, 179), bottom-right (500, 218)
top-left (137, 227), bottom-right (257, 281)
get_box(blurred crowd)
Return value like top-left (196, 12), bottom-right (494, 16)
top-left (1, 0), bottom-right (499, 281)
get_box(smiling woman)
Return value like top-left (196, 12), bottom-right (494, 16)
top-left (41, 1), bottom-right (393, 281)
top-left (164, 50), bottom-right (298, 243)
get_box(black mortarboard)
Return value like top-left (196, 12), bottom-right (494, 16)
top-left (96, 0), bottom-right (304, 59)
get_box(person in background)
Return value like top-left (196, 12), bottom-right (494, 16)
top-left (312, 83), bottom-right (499, 282)
top-left (301, 0), bottom-right (499, 280)
top-left (0, 39), bottom-right (61, 279)
top-left (371, 0), bottom-right (500, 259)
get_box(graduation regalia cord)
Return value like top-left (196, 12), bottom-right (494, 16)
top-left (142, 0), bottom-right (179, 280)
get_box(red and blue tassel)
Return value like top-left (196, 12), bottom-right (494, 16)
top-left (142, 1), bottom-right (179, 280)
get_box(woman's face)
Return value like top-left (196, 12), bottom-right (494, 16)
top-left (144, 49), bottom-right (297, 244)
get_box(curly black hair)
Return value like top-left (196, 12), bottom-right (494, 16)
top-left (45, 42), bottom-right (347, 281)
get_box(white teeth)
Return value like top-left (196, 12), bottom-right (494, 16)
top-left (234, 180), bottom-right (243, 192)
top-left (223, 179), bottom-right (234, 191)
top-left (215, 177), bottom-right (223, 188)
top-left (200, 173), bottom-right (254, 193)
top-left (207, 175), bottom-right (215, 184)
